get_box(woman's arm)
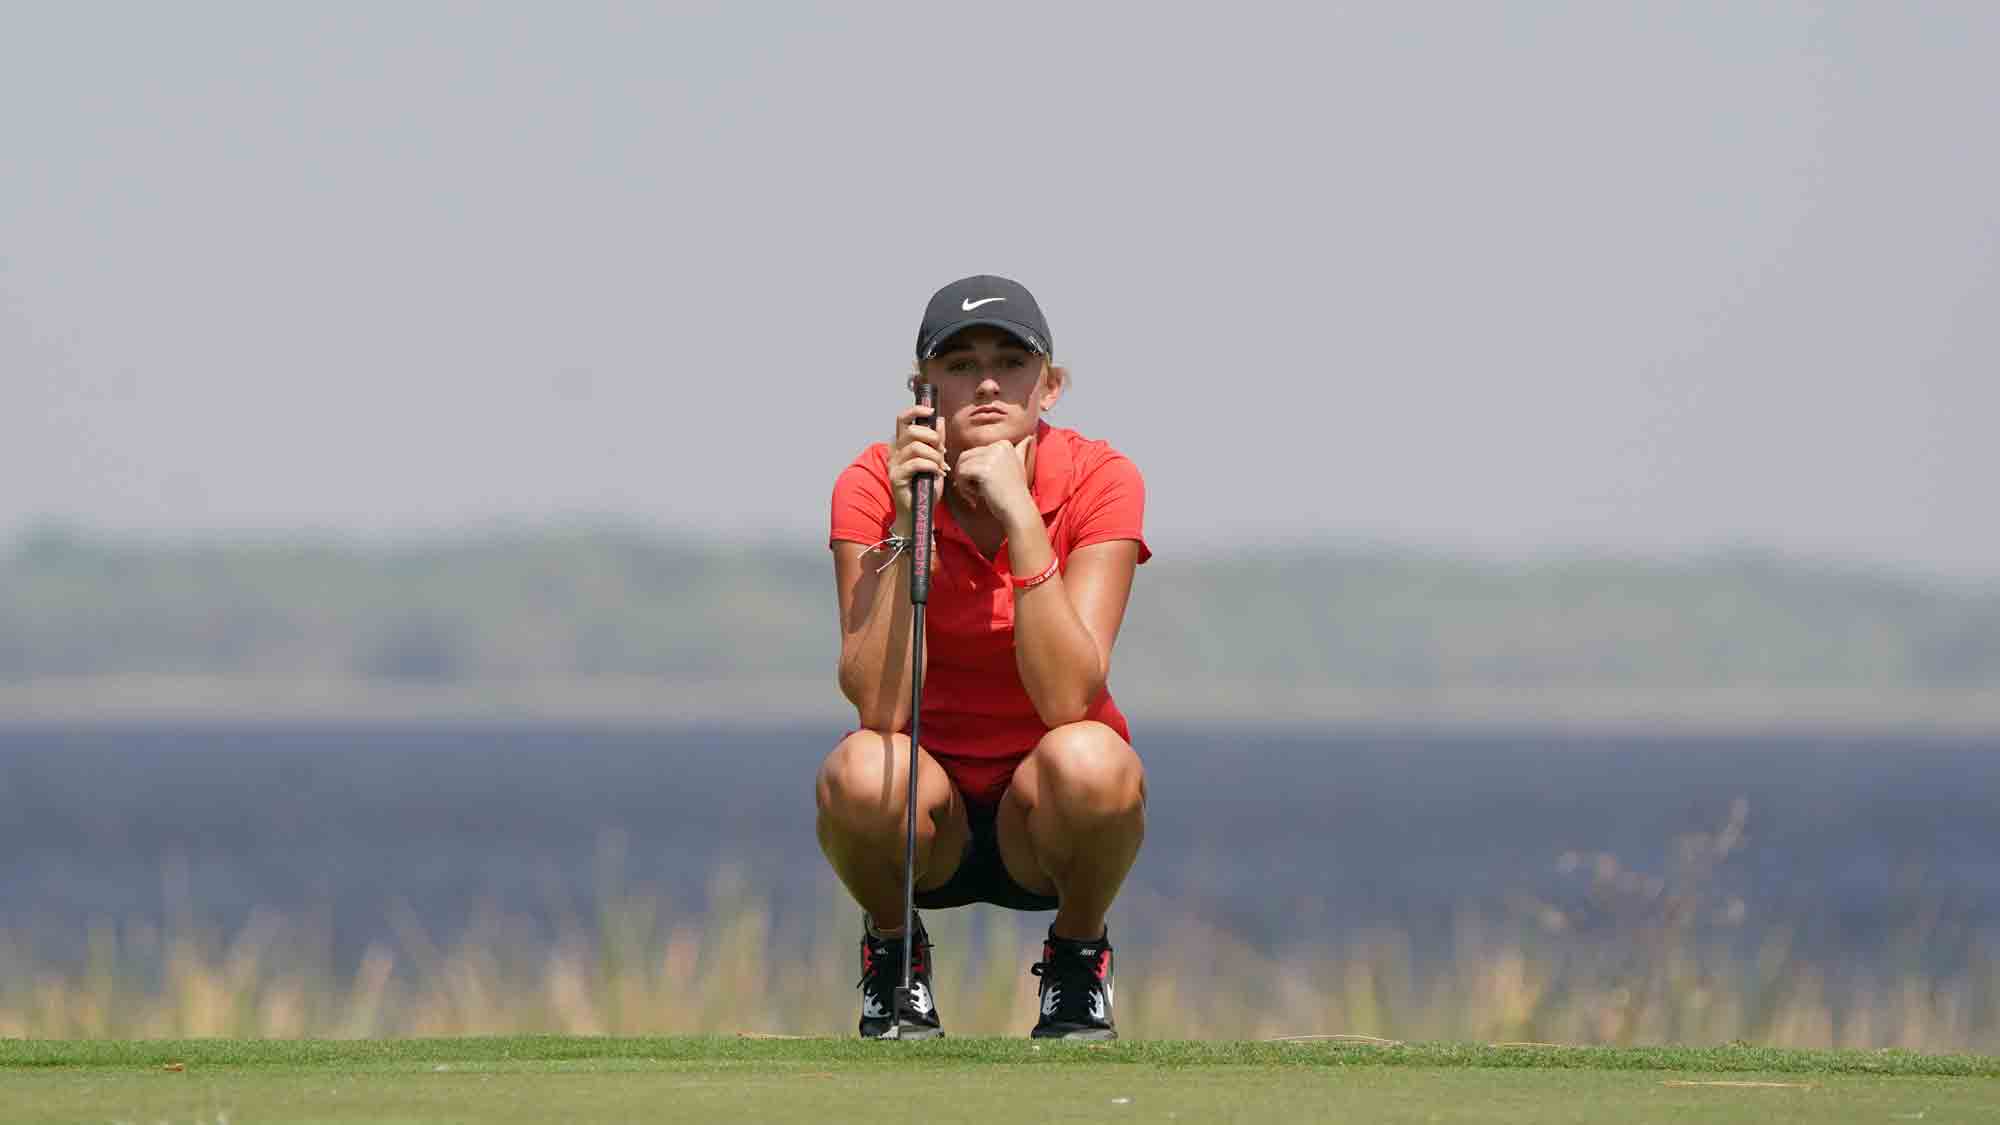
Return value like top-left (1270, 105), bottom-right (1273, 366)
top-left (831, 404), bottom-right (949, 730)
top-left (833, 537), bottom-right (925, 731)
top-left (1003, 517), bottom-right (1140, 727)
top-left (952, 434), bottom-right (1142, 727)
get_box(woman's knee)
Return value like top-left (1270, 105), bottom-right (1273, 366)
top-left (1029, 722), bottom-right (1146, 820)
top-left (816, 729), bottom-right (904, 830)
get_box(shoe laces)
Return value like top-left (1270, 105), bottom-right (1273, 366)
top-left (857, 929), bottom-right (930, 992)
top-left (1031, 941), bottom-right (1108, 1023)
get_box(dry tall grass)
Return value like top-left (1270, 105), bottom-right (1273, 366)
top-left (4, 803), bottom-right (1995, 1047)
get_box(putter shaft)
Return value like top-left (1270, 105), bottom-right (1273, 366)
top-left (898, 381), bottom-right (936, 1038)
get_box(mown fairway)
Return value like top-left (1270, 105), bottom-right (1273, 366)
top-left (4, 1037), bottom-right (1996, 1124)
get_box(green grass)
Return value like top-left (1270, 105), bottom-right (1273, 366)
top-left (3, 1037), bottom-right (1995, 1124)
top-left (6, 1036), bottom-right (2000, 1074)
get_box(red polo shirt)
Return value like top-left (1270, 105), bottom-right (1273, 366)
top-left (829, 421), bottom-right (1151, 806)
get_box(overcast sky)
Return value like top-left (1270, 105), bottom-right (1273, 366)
top-left (5, 3), bottom-right (1996, 573)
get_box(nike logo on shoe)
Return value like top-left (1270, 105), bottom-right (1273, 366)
top-left (960, 297), bottom-right (1005, 311)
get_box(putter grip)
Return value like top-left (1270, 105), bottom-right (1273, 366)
top-left (909, 383), bottom-right (936, 605)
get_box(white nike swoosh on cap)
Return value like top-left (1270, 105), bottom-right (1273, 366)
top-left (961, 296), bottom-right (1006, 311)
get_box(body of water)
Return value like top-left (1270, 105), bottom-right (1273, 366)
top-left (2, 724), bottom-right (1996, 969)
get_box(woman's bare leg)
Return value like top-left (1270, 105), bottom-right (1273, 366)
top-left (815, 729), bottom-right (969, 932)
top-left (995, 721), bottom-right (1147, 940)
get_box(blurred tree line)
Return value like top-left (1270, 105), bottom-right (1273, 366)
top-left (3, 522), bottom-right (1998, 700)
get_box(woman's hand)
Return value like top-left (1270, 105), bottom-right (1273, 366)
top-left (888, 403), bottom-right (949, 530)
top-left (952, 434), bottom-right (1036, 526)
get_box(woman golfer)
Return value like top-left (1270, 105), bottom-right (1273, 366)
top-left (821, 275), bottom-right (1150, 1040)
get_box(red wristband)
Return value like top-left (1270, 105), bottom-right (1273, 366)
top-left (1012, 555), bottom-right (1060, 591)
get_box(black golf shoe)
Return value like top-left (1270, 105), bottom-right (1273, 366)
top-left (857, 914), bottom-right (943, 1040)
top-left (1030, 927), bottom-right (1116, 1040)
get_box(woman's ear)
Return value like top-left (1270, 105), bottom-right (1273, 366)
top-left (1039, 363), bottom-right (1068, 412)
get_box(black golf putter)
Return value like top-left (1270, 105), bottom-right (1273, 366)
top-left (890, 379), bottom-right (937, 1040)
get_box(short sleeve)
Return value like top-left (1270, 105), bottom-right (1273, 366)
top-left (830, 444), bottom-right (896, 548)
top-left (1068, 453), bottom-right (1152, 564)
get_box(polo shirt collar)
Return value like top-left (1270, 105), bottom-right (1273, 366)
top-left (1030, 420), bottom-right (1072, 516)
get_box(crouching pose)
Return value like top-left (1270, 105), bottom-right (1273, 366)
top-left (820, 275), bottom-right (1150, 1039)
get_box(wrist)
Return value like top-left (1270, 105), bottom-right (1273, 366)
top-left (997, 494), bottom-right (1042, 535)
top-left (1010, 553), bottom-right (1060, 591)
top-left (1003, 514), bottom-right (1051, 570)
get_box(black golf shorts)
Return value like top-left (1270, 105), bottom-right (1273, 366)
top-left (914, 800), bottom-right (1058, 912)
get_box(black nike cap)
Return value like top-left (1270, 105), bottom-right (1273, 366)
top-left (915, 275), bottom-right (1052, 360)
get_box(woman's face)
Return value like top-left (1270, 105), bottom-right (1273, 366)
top-left (917, 327), bottom-right (1060, 458)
